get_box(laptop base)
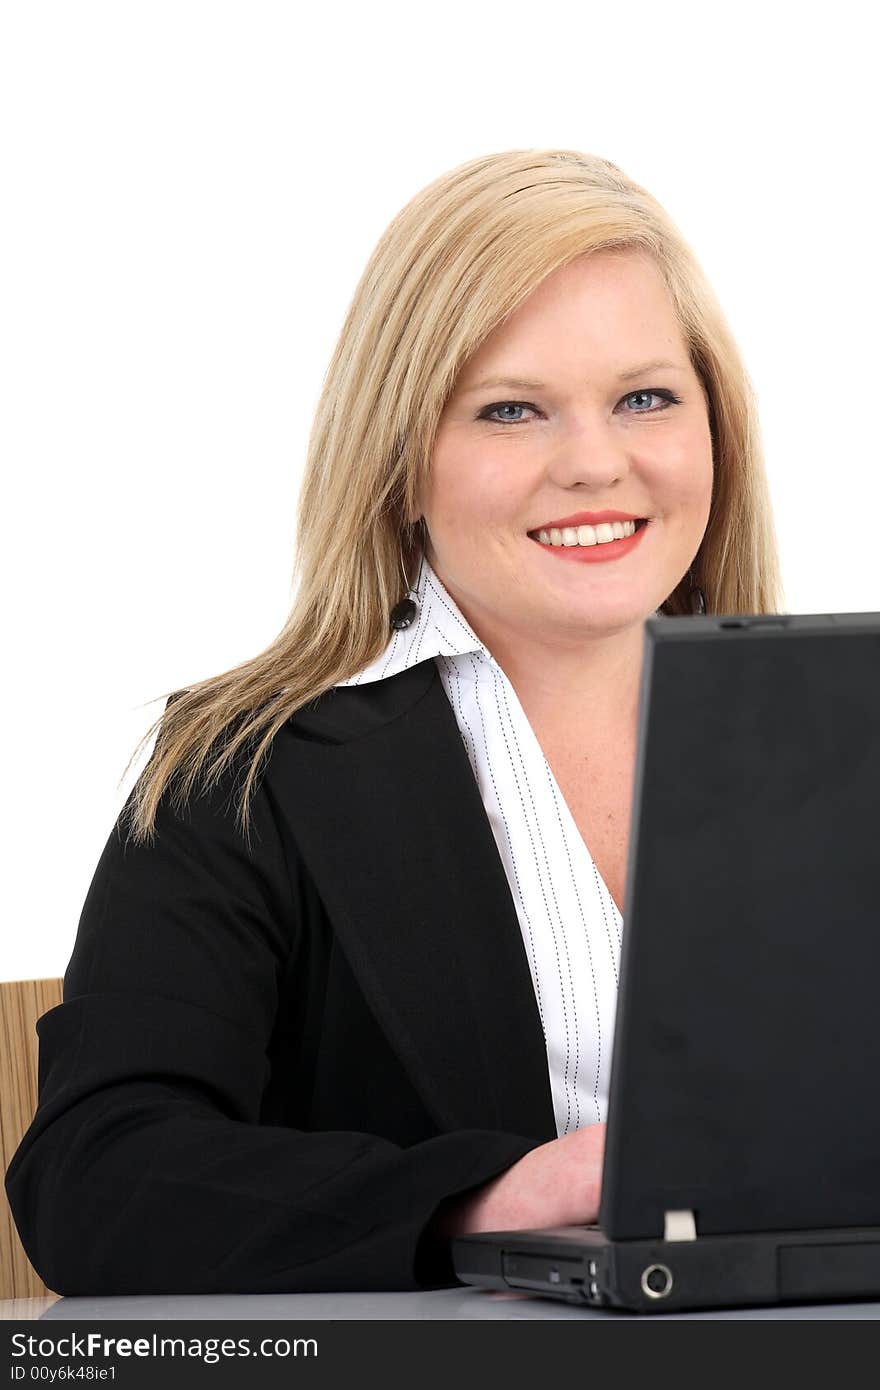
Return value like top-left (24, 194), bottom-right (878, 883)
top-left (452, 1224), bottom-right (880, 1314)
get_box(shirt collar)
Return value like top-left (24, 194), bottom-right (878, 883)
top-left (335, 555), bottom-right (492, 686)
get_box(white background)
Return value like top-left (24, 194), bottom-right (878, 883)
top-left (2, 1), bottom-right (877, 980)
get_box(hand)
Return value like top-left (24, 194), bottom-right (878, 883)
top-left (429, 1121), bottom-right (606, 1239)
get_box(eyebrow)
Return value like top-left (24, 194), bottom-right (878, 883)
top-left (459, 359), bottom-right (688, 394)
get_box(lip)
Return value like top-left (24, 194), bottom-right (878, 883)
top-left (527, 509), bottom-right (647, 534)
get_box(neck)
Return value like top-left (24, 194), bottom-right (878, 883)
top-left (492, 628), bottom-right (645, 744)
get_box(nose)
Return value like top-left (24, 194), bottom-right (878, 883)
top-left (543, 421), bottom-right (633, 492)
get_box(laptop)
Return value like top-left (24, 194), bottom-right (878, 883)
top-left (452, 610), bottom-right (880, 1314)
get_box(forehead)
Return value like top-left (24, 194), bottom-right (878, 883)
top-left (454, 253), bottom-right (687, 388)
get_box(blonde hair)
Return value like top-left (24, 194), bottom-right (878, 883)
top-left (120, 146), bottom-right (786, 849)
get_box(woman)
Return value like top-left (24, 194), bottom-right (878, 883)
top-left (5, 148), bottom-right (785, 1296)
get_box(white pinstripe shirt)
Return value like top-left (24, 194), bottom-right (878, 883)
top-left (337, 555), bottom-right (633, 1135)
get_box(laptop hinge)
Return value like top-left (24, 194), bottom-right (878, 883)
top-left (664, 1209), bottom-right (697, 1241)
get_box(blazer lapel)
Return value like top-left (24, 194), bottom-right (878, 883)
top-left (271, 658), bottom-right (557, 1144)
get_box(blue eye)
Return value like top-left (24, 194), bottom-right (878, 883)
top-left (477, 388), bottom-right (683, 425)
top-left (479, 402), bottom-right (538, 424)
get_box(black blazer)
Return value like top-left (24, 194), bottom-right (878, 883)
top-left (5, 657), bottom-right (559, 1295)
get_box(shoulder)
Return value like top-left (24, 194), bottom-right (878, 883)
top-left (285, 658), bottom-right (438, 745)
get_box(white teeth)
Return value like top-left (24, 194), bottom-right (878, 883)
top-left (536, 520), bottom-right (640, 547)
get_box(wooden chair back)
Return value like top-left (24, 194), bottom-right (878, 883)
top-left (0, 978), bottom-right (63, 1300)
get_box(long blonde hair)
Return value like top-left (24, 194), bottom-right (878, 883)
top-left (120, 147), bottom-right (786, 849)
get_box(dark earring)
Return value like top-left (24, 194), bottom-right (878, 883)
top-left (389, 520), bottom-right (426, 630)
top-left (687, 566), bottom-right (707, 615)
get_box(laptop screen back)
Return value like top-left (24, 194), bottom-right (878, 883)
top-left (599, 613), bottom-right (880, 1241)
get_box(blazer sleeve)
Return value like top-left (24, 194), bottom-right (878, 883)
top-left (4, 729), bottom-right (544, 1297)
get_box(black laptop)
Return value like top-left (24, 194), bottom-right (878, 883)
top-left (452, 611), bottom-right (880, 1314)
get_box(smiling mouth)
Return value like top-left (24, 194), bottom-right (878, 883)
top-left (527, 518), bottom-right (650, 540)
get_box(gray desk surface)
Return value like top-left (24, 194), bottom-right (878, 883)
top-left (3, 1290), bottom-right (880, 1320)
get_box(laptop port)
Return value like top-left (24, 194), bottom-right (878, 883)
top-left (640, 1263), bottom-right (674, 1299)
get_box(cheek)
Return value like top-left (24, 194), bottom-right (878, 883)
top-left (427, 443), bottom-right (521, 531)
top-left (694, 447), bottom-right (715, 519)
top-left (656, 427), bottom-right (714, 510)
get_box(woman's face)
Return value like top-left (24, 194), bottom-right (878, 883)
top-left (417, 249), bottom-right (714, 650)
